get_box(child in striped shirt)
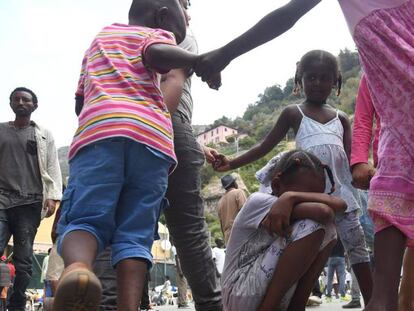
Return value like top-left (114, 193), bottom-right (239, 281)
top-left (53, 1), bottom-right (218, 310)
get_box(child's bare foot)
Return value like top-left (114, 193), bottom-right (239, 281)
top-left (53, 263), bottom-right (102, 311)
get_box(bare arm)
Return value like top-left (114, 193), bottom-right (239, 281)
top-left (291, 202), bottom-right (334, 225)
top-left (286, 191), bottom-right (347, 214)
top-left (145, 44), bottom-right (198, 73)
top-left (222, 0), bottom-right (321, 61)
top-left (261, 191), bottom-right (345, 236)
top-left (229, 107), bottom-right (293, 169)
top-left (195, 0), bottom-right (321, 80)
top-left (160, 69), bottom-right (187, 113)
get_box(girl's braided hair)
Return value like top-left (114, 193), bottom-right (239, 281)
top-left (271, 149), bottom-right (335, 194)
top-left (293, 50), bottom-right (343, 97)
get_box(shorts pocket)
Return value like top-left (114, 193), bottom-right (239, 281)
top-left (59, 187), bottom-right (75, 225)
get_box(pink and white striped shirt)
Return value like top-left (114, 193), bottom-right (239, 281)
top-left (69, 23), bottom-right (177, 165)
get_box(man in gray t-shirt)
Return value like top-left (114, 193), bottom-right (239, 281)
top-left (0, 87), bottom-right (62, 311)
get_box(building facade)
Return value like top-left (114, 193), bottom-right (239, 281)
top-left (196, 125), bottom-right (238, 146)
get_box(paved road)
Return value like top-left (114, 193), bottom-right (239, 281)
top-left (151, 299), bottom-right (363, 311)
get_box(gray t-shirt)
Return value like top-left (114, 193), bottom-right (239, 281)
top-left (0, 122), bottom-right (43, 209)
top-left (176, 28), bottom-right (198, 123)
top-left (221, 193), bottom-right (277, 287)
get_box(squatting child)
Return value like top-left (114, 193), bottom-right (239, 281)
top-left (222, 150), bottom-right (345, 311)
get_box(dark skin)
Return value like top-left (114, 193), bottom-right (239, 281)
top-left (9, 91), bottom-right (57, 217)
top-left (195, 0), bottom-right (322, 81)
top-left (214, 60), bottom-right (352, 171)
top-left (257, 170), bottom-right (345, 311)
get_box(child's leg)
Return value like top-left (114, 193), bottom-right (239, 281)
top-left (364, 226), bottom-right (406, 311)
top-left (398, 247), bottom-right (414, 311)
top-left (60, 230), bottom-right (98, 269)
top-left (116, 258), bottom-right (147, 311)
top-left (111, 141), bottom-right (170, 311)
top-left (287, 239), bottom-right (336, 310)
top-left (54, 139), bottom-right (128, 311)
top-left (257, 229), bottom-right (325, 311)
top-left (336, 211), bottom-right (373, 304)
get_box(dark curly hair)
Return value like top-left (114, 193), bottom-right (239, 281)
top-left (272, 149), bottom-right (335, 194)
top-left (293, 50), bottom-right (342, 97)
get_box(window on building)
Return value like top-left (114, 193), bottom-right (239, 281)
top-left (211, 131), bottom-right (213, 137)
top-left (216, 129), bottom-right (219, 134)
top-left (225, 128), bottom-right (227, 132)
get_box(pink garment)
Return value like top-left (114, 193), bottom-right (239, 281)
top-left (338, 0), bottom-right (408, 34)
top-left (341, 0), bottom-right (414, 242)
top-left (350, 75), bottom-right (380, 167)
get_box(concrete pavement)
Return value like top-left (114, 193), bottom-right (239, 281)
top-left (150, 299), bottom-right (363, 311)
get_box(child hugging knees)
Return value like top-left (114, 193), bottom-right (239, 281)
top-left (221, 150), bottom-right (346, 311)
top-left (53, 1), bottom-right (219, 311)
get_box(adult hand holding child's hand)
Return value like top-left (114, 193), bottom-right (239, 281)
top-left (212, 154), bottom-right (231, 172)
top-left (195, 47), bottom-right (231, 83)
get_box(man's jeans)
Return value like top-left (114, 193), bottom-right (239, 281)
top-left (164, 113), bottom-right (222, 311)
top-left (0, 203), bottom-right (42, 311)
top-left (326, 256), bottom-right (347, 297)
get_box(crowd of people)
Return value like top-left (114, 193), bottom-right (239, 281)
top-left (0, 0), bottom-right (413, 310)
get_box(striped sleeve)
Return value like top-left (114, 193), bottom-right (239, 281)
top-left (142, 29), bottom-right (177, 73)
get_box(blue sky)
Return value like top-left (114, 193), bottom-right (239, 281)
top-left (0, 0), bottom-right (355, 147)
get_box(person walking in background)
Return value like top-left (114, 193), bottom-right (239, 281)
top-left (0, 256), bottom-right (10, 311)
top-left (217, 175), bottom-right (247, 244)
top-left (211, 238), bottom-right (225, 278)
top-left (172, 245), bottom-right (189, 309)
top-left (41, 249), bottom-right (51, 297)
top-left (325, 240), bottom-right (347, 302)
top-left (0, 87), bottom-right (62, 311)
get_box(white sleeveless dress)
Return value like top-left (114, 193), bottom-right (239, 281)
top-left (295, 105), bottom-right (360, 213)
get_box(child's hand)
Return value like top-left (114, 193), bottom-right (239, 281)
top-left (202, 146), bottom-right (220, 164)
top-left (351, 163), bottom-right (376, 190)
top-left (212, 154), bottom-right (231, 172)
top-left (195, 48), bottom-right (231, 83)
top-left (262, 195), bottom-right (294, 237)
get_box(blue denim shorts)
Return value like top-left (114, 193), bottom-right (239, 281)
top-left (57, 138), bottom-right (172, 267)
